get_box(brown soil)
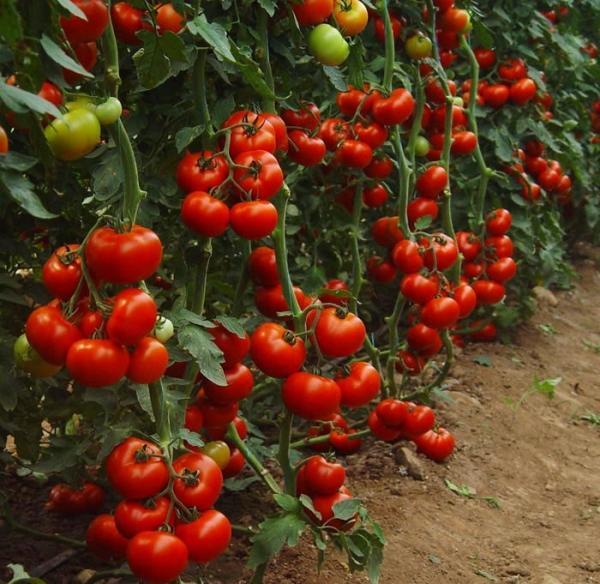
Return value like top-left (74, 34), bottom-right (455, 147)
top-left (2, 258), bottom-right (600, 584)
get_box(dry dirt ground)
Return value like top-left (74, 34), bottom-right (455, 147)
top-left (2, 259), bottom-right (600, 584)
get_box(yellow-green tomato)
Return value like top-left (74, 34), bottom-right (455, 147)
top-left (201, 440), bottom-right (231, 470)
top-left (405, 34), bottom-right (433, 60)
top-left (95, 97), bottom-right (123, 126)
top-left (308, 24), bottom-right (350, 67)
top-left (154, 316), bottom-right (174, 343)
top-left (45, 107), bottom-right (101, 161)
top-left (414, 136), bottom-right (431, 157)
top-left (13, 334), bottom-right (61, 378)
top-left (65, 98), bottom-right (97, 113)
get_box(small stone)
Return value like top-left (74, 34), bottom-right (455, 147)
top-left (392, 445), bottom-right (426, 480)
top-left (505, 565), bottom-right (531, 577)
top-left (75, 570), bottom-right (96, 584)
top-left (532, 286), bottom-right (559, 307)
top-left (579, 562), bottom-right (600, 573)
top-left (541, 575), bottom-right (562, 584)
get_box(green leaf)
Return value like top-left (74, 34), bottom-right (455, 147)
top-left (274, 493), bottom-right (301, 513)
top-left (531, 376), bottom-right (561, 398)
top-left (177, 428), bottom-right (204, 448)
top-left (256, 0), bottom-right (277, 16)
top-left (178, 324), bottom-right (226, 385)
top-left (55, 0), bottom-right (87, 18)
top-left (133, 384), bottom-right (155, 421)
top-left (323, 65), bottom-right (348, 92)
top-left (472, 355), bottom-right (492, 367)
top-left (332, 498), bottom-right (362, 521)
top-left (0, 0), bottom-right (23, 46)
top-left (133, 31), bottom-right (188, 89)
top-left (169, 308), bottom-right (214, 328)
top-left (40, 34), bottom-right (93, 77)
top-left (0, 366), bottom-right (20, 411)
top-left (247, 512), bottom-right (306, 568)
top-left (0, 171), bottom-right (59, 219)
top-left (0, 152), bottom-right (38, 172)
top-left (414, 215), bottom-right (433, 230)
top-left (444, 478), bottom-right (476, 498)
top-left (0, 81), bottom-right (62, 118)
top-left (230, 43), bottom-right (275, 99)
top-left (7, 563), bottom-right (45, 584)
top-left (188, 14), bottom-right (234, 61)
top-left (175, 125), bottom-right (205, 153)
top-left (214, 315), bottom-right (246, 337)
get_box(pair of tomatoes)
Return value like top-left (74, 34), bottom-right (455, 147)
top-left (46, 482), bottom-right (104, 515)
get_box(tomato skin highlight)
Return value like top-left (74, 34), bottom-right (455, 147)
top-left (250, 322), bottom-right (306, 378)
top-left (335, 361), bottom-right (381, 408)
top-left (282, 372), bottom-right (341, 421)
top-left (176, 510), bottom-right (232, 563)
top-left (172, 452), bottom-right (223, 510)
top-left (181, 191), bottom-right (230, 237)
top-left (67, 339), bottom-right (130, 387)
top-left (127, 337), bottom-right (169, 384)
top-left (114, 497), bottom-right (171, 538)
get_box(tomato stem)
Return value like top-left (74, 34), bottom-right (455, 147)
top-left (257, 9), bottom-right (276, 113)
top-left (2, 512), bottom-right (86, 549)
top-left (192, 48), bottom-right (213, 148)
top-left (231, 239), bottom-right (252, 316)
top-left (103, 0), bottom-right (121, 98)
top-left (384, 295), bottom-right (406, 397)
top-left (277, 409), bottom-right (296, 494)
top-left (289, 427), bottom-right (371, 449)
top-left (392, 127), bottom-right (411, 237)
top-left (378, 0), bottom-right (396, 93)
top-left (422, 329), bottom-right (454, 392)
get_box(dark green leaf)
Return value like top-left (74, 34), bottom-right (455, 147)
top-left (0, 171), bottom-right (59, 219)
top-left (214, 315), bottom-right (246, 337)
top-left (55, 0), bottom-right (86, 18)
top-left (177, 428), bottom-right (204, 447)
top-left (247, 513), bottom-right (306, 568)
top-left (188, 15), bottom-right (234, 61)
top-left (133, 384), bottom-right (155, 421)
top-left (178, 324), bottom-right (226, 385)
top-left (256, 0), bottom-right (277, 16)
top-left (0, 152), bottom-right (38, 172)
top-left (274, 493), bottom-right (301, 513)
top-left (0, 81), bottom-right (62, 118)
top-left (323, 65), bottom-right (348, 92)
top-left (40, 35), bottom-right (94, 77)
top-left (473, 355), bottom-right (492, 367)
top-left (175, 126), bottom-right (205, 153)
top-left (0, 0), bottom-right (23, 46)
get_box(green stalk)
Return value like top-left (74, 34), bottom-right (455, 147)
top-left (393, 127), bottom-right (411, 237)
top-left (378, 0), bottom-right (396, 92)
top-left (232, 240), bottom-right (252, 316)
top-left (3, 516), bottom-right (85, 549)
top-left (384, 295), bottom-right (406, 397)
top-left (191, 238), bottom-right (213, 314)
top-left (423, 329), bottom-right (454, 392)
top-left (149, 380), bottom-right (170, 445)
top-left (277, 410), bottom-right (295, 494)
top-left (257, 9), bottom-right (276, 112)
top-left (192, 49), bottom-right (213, 147)
top-left (407, 68), bottom-right (426, 193)
top-left (289, 427), bottom-right (371, 449)
top-left (103, 0), bottom-right (121, 98)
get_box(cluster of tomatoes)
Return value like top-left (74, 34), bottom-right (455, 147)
top-left (17, 225), bottom-right (171, 388)
top-left (46, 481), bottom-right (105, 514)
top-left (84, 436), bottom-right (231, 582)
top-left (369, 399), bottom-right (455, 462)
top-left (506, 139), bottom-right (573, 204)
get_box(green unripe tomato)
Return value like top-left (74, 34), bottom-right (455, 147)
top-left (405, 34), bottom-right (433, 60)
top-left (45, 107), bottom-right (101, 161)
top-left (14, 334), bottom-right (61, 378)
top-left (95, 97), bottom-right (123, 126)
top-left (65, 98), bottom-right (97, 113)
top-left (453, 97), bottom-right (464, 107)
top-left (201, 440), bottom-right (231, 470)
top-left (308, 24), bottom-right (350, 67)
top-left (414, 136), bottom-right (431, 157)
top-left (154, 316), bottom-right (174, 343)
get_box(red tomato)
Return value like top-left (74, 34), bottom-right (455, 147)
top-left (335, 361), bottom-right (380, 408)
top-left (366, 256), bottom-right (397, 283)
top-left (301, 456), bottom-right (346, 496)
top-left (181, 191), bottom-right (230, 237)
top-left (0, 125), bottom-right (8, 153)
top-left (486, 208), bottom-right (512, 235)
top-left (439, 7), bottom-right (470, 32)
top-left (210, 324), bottom-right (250, 368)
top-left (510, 78), bottom-right (536, 106)
top-left (262, 113), bottom-right (289, 152)
top-left (396, 350), bottom-right (426, 375)
top-left (413, 427), bottom-right (455, 462)
top-left (371, 216), bottom-right (404, 247)
top-left (401, 273), bottom-right (439, 305)
top-left (498, 58), bottom-right (527, 81)
top-left (176, 151), bottom-right (229, 193)
top-left (336, 86), bottom-right (377, 117)
top-left (353, 121), bottom-right (388, 149)
top-left (421, 233), bottom-right (458, 271)
top-left (233, 150), bottom-right (283, 199)
top-left (336, 139), bottom-right (373, 168)
top-left (363, 184), bottom-right (389, 208)
top-left (222, 448), bottom-right (246, 477)
top-left (25, 305), bottom-right (82, 365)
top-left (254, 283), bottom-right (311, 319)
top-left (222, 111), bottom-right (277, 158)
top-left (451, 131), bottom-right (477, 155)
top-left (172, 452), bottom-right (223, 510)
top-left (230, 200), bottom-right (278, 240)
top-left (184, 404), bottom-right (204, 433)
top-left (86, 514), bottom-right (128, 560)
top-left (474, 48), bottom-right (496, 69)
top-left (538, 168), bottom-right (561, 191)
top-left (176, 510), bottom-right (232, 564)
top-left (127, 337), bottom-right (168, 384)
top-left (310, 488), bottom-right (354, 529)
top-left (392, 240), bottom-right (423, 273)
top-left (248, 246), bottom-right (279, 286)
top-left (282, 372), bottom-right (341, 421)
top-left (111, 2), bottom-right (151, 45)
top-left (364, 155), bottom-right (393, 179)
top-left (329, 429), bottom-right (363, 454)
top-left (106, 437), bottom-right (169, 500)
top-left (525, 156), bottom-right (548, 177)
top-left (281, 102), bottom-right (321, 131)
top-left (86, 225), bottom-right (163, 284)
top-left (408, 197), bottom-right (439, 229)
top-left (472, 279), bottom-right (506, 305)
top-left (156, 3), bottom-right (185, 33)
top-left (320, 279), bottom-right (350, 306)
top-left (368, 410), bottom-right (402, 442)
top-left (60, 0), bottom-right (109, 44)
top-left (407, 323), bottom-right (442, 357)
top-left (416, 165), bottom-right (448, 199)
top-left (106, 288), bottom-right (156, 346)
top-left (319, 118), bottom-right (351, 151)
top-left (126, 532), bottom-right (188, 584)
top-left (421, 297), bottom-right (460, 329)
top-left (456, 231), bottom-right (481, 261)
top-left (313, 308), bottom-right (366, 357)
top-left (373, 14), bottom-right (402, 43)
top-left (292, 0), bottom-right (334, 25)
top-left (288, 130), bottom-right (327, 166)
top-left (205, 416), bottom-right (248, 443)
top-left (524, 139), bottom-right (545, 157)
top-left (63, 41), bottom-right (98, 85)
top-left (203, 363), bottom-right (254, 405)
top-left (453, 284), bottom-right (477, 318)
top-left (404, 403), bottom-right (435, 436)
top-left (42, 245), bottom-right (81, 300)
top-left (487, 257), bottom-right (517, 283)
top-left (371, 88), bottom-right (416, 126)
top-left (470, 321), bottom-right (497, 342)
top-left (250, 322), bottom-right (306, 378)
top-left (199, 399), bottom-right (239, 428)
top-left (375, 399), bottom-right (408, 428)
top-left (481, 84), bottom-right (510, 108)
top-left (485, 235), bottom-right (513, 258)
top-left (114, 497), bottom-right (170, 538)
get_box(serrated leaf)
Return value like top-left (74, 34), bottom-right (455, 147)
top-left (532, 376), bottom-right (561, 398)
top-left (473, 355), bottom-right (492, 367)
top-left (332, 498), bottom-right (362, 521)
top-left (414, 215), bottom-right (433, 230)
top-left (188, 14), bottom-right (234, 61)
top-left (175, 125), bottom-right (205, 153)
top-left (299, 494), bottom-right (321, 519)
top-left (0, 81), bottom-right (62, 118)
top-left (133, 31), bottom-right (188, 89)
top-left (55, 0), bottom-right (87, 18)
top-left (133, 384), bottom-right (155, 421)
top-left (444, 478), bottom-right (475, 498)
top-left (0, 171), bottom-right (59, 219)
top-left (247, 513), bottom-right (306, 568)
top-left (274, 493), bottom-right (301, 513)
top-left (178, 428), bottom-right (204, 448)
top-left (323, 65), bottom-right (348, 92)
top-left (224, 475), bottom-right (260, 491)
top-left (214, 315), bottom-right (246, 337)
top-left (178, 324), bottom-right (226, 385)
top-left (40, 34), bottom-right (93, 77)
top-left (257, 0), bottom-right (277, 16)
top-left (169, 308), bottom-right (214, 328)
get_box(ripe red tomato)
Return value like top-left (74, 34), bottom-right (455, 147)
top-left (375, 399), bottom-right (408, 427)
top-left (249, 246), bottom-right (279, 286)
top-left (364, 155), bottom-right (393, 179)
top-left (184, 404), bottom-right (204, 432)
top-left (222, 111), bottom-right (277, 158)
top-left (371, 88), bottom-right (415, 126)
top-left (363, 184), bottom-right (389, 208)
top-left (172, 452), bottom-right (223, 510)
top-left (250, 322), bottom-right (306, 378)
top-left (366, 256), bottom-right (397, 283)
top-left (453, 284), bottom-right (477, 318)
top-left (127, 532), bottom-right (188, 583)
top-left (60, 0), bottom-right (109, 45)
top-left (335, 361), bottom-right (380, 408)
top-left (485, 235), bottom-right (514, 258)
top-left (538, 168), bottom-right (561, 191)
top-left (498, 58), bottom-right (527, 81)
top-left (106, 437), bottom-right (169, 500)
top-left (199, 398), bottom-right (239, 428)
top-left (407, 323), bottom-right (442, 357)
top-left (181, 191), bottom-right (230, 237)
top-left (233, 150), bottom-right (283, 199)
top-left (395, 349), bottom-right (427, 375)
top-left (301, 456), bottom-right (346, 496)
top-left (203, 363), bottom-right (254, 405)
top-left (210, 324), bottom-right (250, 368)
top-left (0, 125), bottom-right (8, 153)
top-left (373, 13), bottom-right (402, 43)
top-left (292, 0), bottom-right (334, 26)
top-left (288, 130), bottom-right (327, 166)
top-left (319, 278), bottom-right (349, 306)
top-left (334, 0), bottom-right (368, 35)
top-left (368, 410), bottom-right (402, 442)
top-left (371, 216), bottom-right (404, 247)
top-left (404, 403), bottom-right (435, 436)
top-left (127, 337), bottom-right (168, 384)
top-left (86, 514), bottom-right (128, 560)
top-left (451, 131), bottom-right (477, 155)
top-left (416, 165), bottom-right (448, 199)
top-left (401, 273), bottom-right (439, 305)
top-left (63, 41), bottom-right (98, 85)
top-left (230, 200), bottom-right (278, 240)
top-left (456, 231), bottom-right (481, 261)
top-left (282, 102), bottom-right (321, 131)
top-left (336, 86), bottom-right (376, 117)
top-left (86, 225), bottom-right (163, 284)
top-left (439, 7), bottom-right (470, 33)
top-left (329, 429), bottom-right (362, 454)
top-left (421, 233), bottom-right (458, 271)
top-left (106, 288), bottom-right (156, 346)
top-left (42, 245), bottom-right (81, 300)
top-left (474, 48), bottom-right (496, 69)
top-left (176, 150), bottom-right (229, 193)
top-left (510, 78), bottom-right (536, 106)
top-left (319, 117), bottom-right (351, 151)
top-left (430, 104), bottom-right (466, 131)
top-left (470, 321), bottom-right (497, 342)
top-left (46, 482), bottom-right (104, 514)
top-left (114, 497), bottom-right (170, 538)
top-left (262, 113), bottom-right (289, 152)
top-left (254, 283), bottom-right (311, 318)
top-left (481, 84), bottom-right (510, 108)
top-left (222, 448), bottom-right (246, 478)
top-left (282, 372), bottom-right (341, 421)
top-left (67, 339), bottom-right (129, 387)
top-left (421, 297), bottom-right (460, 329)
top-left (353, 121), bottom-right (388, 149)
top-left (313, 308), bottom-right (366, 357)
top-left (336, 139), bottom-right (373, 168)
top-left (111, 2), bottom-right (151, 45)
top-left (487, 257), bottom-right (517, 283)
top-left (413, 427), bottom-right (455, 462)
top-left (310, 488), bottom-right (354, 529)
top-left (392, 240), bottom-right (423, 273)
top-left (25, 305), bottom-right (82, 365)
top-left (472, 279), bottom-right (506, 305)
top-left (156, 3), bottom-right (185, 33)
top-left (408, 197), bottom-right (439, 229)
top-left (176, 510), bottom-right (232, 564)
top-left (486, 208), bottom-right (512, 235)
